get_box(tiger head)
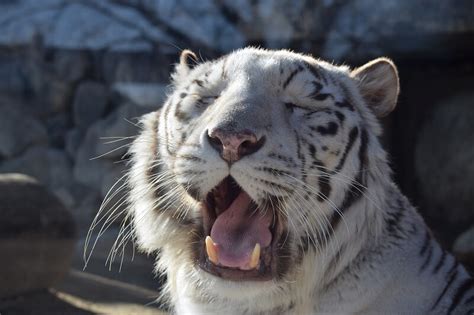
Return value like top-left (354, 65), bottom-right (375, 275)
top-left (126, 48), bottom-right (399, 302)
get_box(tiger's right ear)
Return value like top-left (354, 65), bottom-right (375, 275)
top-left (173, 50), bottom-right (198, 81)
top-left (350, 58), bottom-right (399, 118)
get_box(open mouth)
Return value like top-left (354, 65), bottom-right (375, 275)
top-left (198, 176), bottom-right (283, 281)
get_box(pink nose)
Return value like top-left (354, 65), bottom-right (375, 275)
top-left (207, 129), bottom-right (264, 164)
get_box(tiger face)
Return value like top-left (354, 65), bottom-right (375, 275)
top-left (128, 48), bottom-right (399, 295)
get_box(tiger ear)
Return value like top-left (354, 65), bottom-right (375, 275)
top-left (350, 58), bottom-right (399, 117)
top-left (173, 49), bottom-right (198, 81)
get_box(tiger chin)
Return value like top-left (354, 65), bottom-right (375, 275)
top-left (120, 48), bottom-right (473, 314)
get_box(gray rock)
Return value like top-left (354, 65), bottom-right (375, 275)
top-left (322, 0), bottom-right (474, 60)
top-left (73, 102), bottom-right (142, 191)
top-left (73, 81), bottom-right (109, 128)
top-left (65, 128), bottom-right (84, 158)
top-left (0, 0), bottom-right (166, 51)
top-left (101, 51), bottom-right (171, 84)
top-left (73, 121), bottom-right (114, 192)
top-left (0, 103), bottom-right (48, 159)
top-left (73, 188), bottom-right (102, 234)
top-left (0, 0), bottom-right (473, 59)
top-left (53, 50), bottom-right (90, 83)
top-left (45, 112), bottom-right (71, 148)
top-left (112, 82), bottom-right (167, 108)
top-left (0, 57), bottom-right (29, 96)
top-left (43, 79), bottom-right (73, 114)
top-left (0, 173), bottom-right (76, 298)
top-left (0, 0), bottom-right (240, 52)
top-left (72, 102), bottom-right (151, 234)
top-left (0, 147), bottom-right (74, 208)
top-left (415, 91), bottom-right (474, 233)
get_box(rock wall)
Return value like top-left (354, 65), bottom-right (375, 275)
top-left (0, 43), bottom-right (173, 231)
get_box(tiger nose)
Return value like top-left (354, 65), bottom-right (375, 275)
top-left (207, 129), bottom-right (265, 164)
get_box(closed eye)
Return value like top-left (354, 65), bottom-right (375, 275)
top-left (284, 102), bottom-right (313, 112)
top-left (284, 102), bottom-right (320, 112)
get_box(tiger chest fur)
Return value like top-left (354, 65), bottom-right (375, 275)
top-left (121, 48), bottom-right (474, 314)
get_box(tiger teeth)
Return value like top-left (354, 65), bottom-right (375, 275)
top-left (249, 243), bottom-right (261, 269)
top-left (205, 236), bottom-right (218, 264)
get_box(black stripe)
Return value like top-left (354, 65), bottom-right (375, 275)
top-left (323, 211), bottom-right (344, 247)
top-left (294, 131), bottom-right (307, 183)
top-left (465, 295), bottom-right (474, 305)
top-left (419, 230), bottom-right (431, 255)
top-left (335, 100), bottom-right (355, 111)
top-left (307, 143), bottom-right (332, 202)
top-left (447, 279), bottom-right (474, 314)
top-left (419, 243), bottom-right (434, 271)
top-left (317, 174), bottom-right (331, 202)
top-left (308, 81), bottom-right (332, 101)
top-left (385, 206), bottom-right (404, 239)
top-left (314, 122), bottom-right (339, 136)
top-left (331, 130), bottom-right (368, 230)
top-left (335, 111), bottom-right (345, 124)
top-left (307, 142), bottom-right (316, 157)
top-left (358, 128), bottom-right (369, 172)
top-left (312, 162), bottom-right (331, 202)
top-left (339, 180), bottom-right (364, 212)
top-left (304, 61), bottom-right (323, 81)
top-left (431, 261), bottom-right (459, 311)
top-left (432, 251), bottom-right (447, 274)
top-left (221, 58), bottom-right (228, 79)
top-left (283, 66), bottom-right (304, 89)
top-left (303, 108), bottom-right (333, 118)
top-left (334, 127), bottom-right (359, 173)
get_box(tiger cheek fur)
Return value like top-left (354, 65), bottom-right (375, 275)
top-left (122, 48), bottom-right (474, 314)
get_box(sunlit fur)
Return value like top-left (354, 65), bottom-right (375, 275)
top-left (87, 48), bottom-right (473, 314)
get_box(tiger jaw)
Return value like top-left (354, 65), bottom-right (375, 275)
top-left (196, 175), bottom-right (287, 281)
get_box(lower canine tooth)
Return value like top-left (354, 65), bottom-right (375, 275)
top-left (249, 243), bottom-right (261, 269)
top-left (205, 236), bottom-right (218, 264)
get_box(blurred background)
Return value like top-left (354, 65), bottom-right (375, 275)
top-left (0, 0), bottom-right (473, 314)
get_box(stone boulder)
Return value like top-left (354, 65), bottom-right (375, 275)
top-left (73, 81), bottom-right (109, 128)
top-left (0, 173), bottom-right (76, 298)
top-left (415, 91), bottom-right (474, 241)
top-left (112, 82), bottom-right (167, 108)
top-left (73, 102), bottom-right (145, 191)
top-left (0, 147), bottom-right (75, 209)
top-left (0, 103), bottom-right (48, 159)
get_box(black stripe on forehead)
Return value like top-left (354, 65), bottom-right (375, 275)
top-left (282, 65), bottom-right (304, 89)
top-left (303, 61), bottom-right (328, 85)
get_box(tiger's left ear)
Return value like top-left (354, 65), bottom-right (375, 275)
top-left (173, 49), bottom-right (198, 81)
top-left (350, 58), bottom-right (399, 117)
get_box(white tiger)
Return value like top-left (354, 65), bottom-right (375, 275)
top-left (99, 48), bottom-right (474, 314)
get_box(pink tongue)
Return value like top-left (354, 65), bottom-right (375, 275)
top-left (210, 192), bottom-right (272, 269)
